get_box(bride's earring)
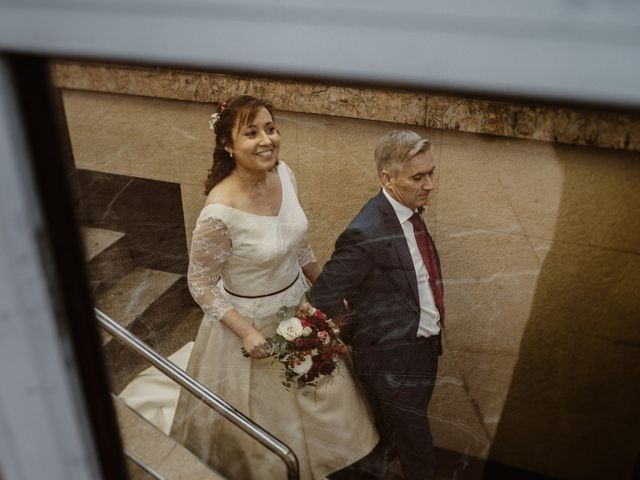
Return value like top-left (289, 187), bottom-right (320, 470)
top-left (226, 149), bottom-right (234, 158)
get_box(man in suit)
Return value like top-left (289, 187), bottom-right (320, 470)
top-left (311, 130), bottom-right (444, 480)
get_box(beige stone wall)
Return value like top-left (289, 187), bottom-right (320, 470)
top-left (52, 62), bottom-right (640, 153)
top-left (61, 89), bottom-right (640, 479)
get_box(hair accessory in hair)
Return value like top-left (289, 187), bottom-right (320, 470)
top-left (208, 113), bottom-right (220, 130)
top-left (208, 101), bottom-right (229, 130)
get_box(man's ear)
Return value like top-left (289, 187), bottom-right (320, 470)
top-left (380, 170), bottom-right (393, 189)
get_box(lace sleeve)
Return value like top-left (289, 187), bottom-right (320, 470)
top-left (298, 238), bottom-right (317, 267)
top-left (187, 216), bottom-right (233, 321)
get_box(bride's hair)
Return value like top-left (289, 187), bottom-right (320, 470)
top-left (204, 95), bottom-right (276, 194)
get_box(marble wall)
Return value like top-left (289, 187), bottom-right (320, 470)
top-left (59, 71), bottom-right (640, 479)
top-left (52, 62), bottom-right (640, 153)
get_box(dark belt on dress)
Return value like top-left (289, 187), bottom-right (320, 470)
top-left (223, 273), bottom-right (300, 299)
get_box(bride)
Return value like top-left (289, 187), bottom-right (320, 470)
top-left (171, 95), bottom-right (378, 479)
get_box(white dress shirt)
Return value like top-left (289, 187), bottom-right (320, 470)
top-left (382, 188), bottom-right (441, 337)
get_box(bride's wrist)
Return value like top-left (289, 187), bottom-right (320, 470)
top-left (221, 310), bottom-right (259, 340)
top-left (240, 325), bottom-right (260, 339)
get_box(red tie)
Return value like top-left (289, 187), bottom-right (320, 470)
top-left (408, 212), bottom-right (445, 326)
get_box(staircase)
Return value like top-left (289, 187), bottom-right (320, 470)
top-left (81, 225), bottom-right (200, 390)
top-left (114, 396), bottom-right (224, 480)
top-left (81, 225), bottom-right (228, 479)
top-left (70, 166), bottom-right (226, 476)
top-left (73, 170), bottom-right (300, 480)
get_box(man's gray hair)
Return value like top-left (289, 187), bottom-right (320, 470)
top-left (374, 130), bottom-right (431, 175)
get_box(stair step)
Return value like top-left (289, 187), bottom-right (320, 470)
top-left (96, 267), bottom-right (181, 344)
top-left (103, 278), bottom-right (201, 394)
top-left (81, 226), bottom-right (125, 261)
top-left (124, 449), bottom-right (164, 480)
top-left (113, 396), bottom-right (225, 480)
top-left (128, 278), bottom-right (201, 356)
top-left (84, 231), bottom-right (136, 298)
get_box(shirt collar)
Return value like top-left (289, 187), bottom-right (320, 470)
top-left (382, 187), bottom-right (416, 224)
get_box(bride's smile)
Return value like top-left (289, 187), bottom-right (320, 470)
top-left (230, 106), bottom-right (280, 173)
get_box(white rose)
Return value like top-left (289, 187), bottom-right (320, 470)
top-left (290, 354), bottom-right (313, 375)
top-left (276, 317), bottom-right (304, 341)
top-left (302, 326), bottom-right (313, 337)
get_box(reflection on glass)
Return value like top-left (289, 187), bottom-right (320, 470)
top-left (58, 61), bottom-right (640, 480)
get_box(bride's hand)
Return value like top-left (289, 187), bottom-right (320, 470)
top-left (242, 330), bottom-right (270, 359)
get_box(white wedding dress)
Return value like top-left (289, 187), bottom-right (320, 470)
top-left (170, 162), bottom-right (378, 480)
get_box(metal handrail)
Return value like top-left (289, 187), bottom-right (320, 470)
top-left (96, 308), bottom-right (300, 480)
top-left (123, 448), bottom-right (164, 480)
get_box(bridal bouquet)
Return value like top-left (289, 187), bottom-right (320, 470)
top-left (244, 303), bottom-right (348, 388)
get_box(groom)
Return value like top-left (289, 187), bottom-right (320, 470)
top-left (310, 130), bottom-right (444, 480)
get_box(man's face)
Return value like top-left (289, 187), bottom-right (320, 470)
top-left (382, 150), bottom-right (435, 211)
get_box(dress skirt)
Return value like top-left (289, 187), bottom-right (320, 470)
top-left (171, 277), bottom-right (378, 480)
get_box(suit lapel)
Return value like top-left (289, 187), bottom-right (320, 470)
top-left (374, 191), bottom-right (420, 306)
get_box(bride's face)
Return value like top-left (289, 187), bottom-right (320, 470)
top-left (230, 107), bottom-right (280, 172)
